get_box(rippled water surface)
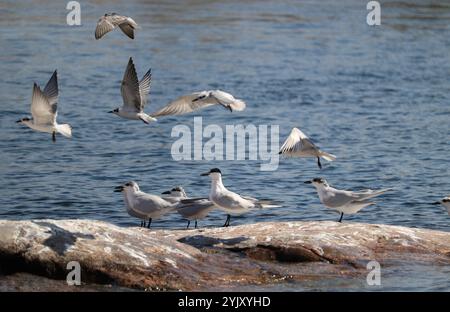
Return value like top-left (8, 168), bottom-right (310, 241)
top-left (0, 0), bottom-right (449, 291)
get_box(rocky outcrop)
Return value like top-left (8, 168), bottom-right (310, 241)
top-left (0, 220), bottom-right (449, 291)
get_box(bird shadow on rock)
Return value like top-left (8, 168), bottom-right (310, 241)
top-left (177, 235), bottom-right (248, 249)
top-left (32, 221), bottom-right (95, 256)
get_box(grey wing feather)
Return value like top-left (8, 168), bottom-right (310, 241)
top-left (139, 69), bottom-right (152, 107)
top-left (95, 16), bottom-right (115, 39)
top-left (118, 23), bottom-right (135, 39)
top-left (121, 58), bottom-right (142, 111)
top-left (43, 70), bottom-right (58, 107)
top-left (151, 93), bottom-right (217, 117)
top-left (31, 83), bottom-right (56, 125)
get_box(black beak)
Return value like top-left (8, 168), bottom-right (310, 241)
top-left (200, 172), bottom-right (210, 176)
top-left (192, 97), bottom-right (200, 102)
top-left (161, 191), bottom-right (171, 195)
top-left (304, 181), bottom-right (312, 184)
top-left (432, 201), bottom-right (441, 205)
top-left (114, 186), bottom-right (124, 192)
top-left (108, 111), bottom-right (114, 113)
top-left (16, 119), bottom-right (22, 123)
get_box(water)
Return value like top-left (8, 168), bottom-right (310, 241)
top-left (0, 0), bottom-right (449, 290)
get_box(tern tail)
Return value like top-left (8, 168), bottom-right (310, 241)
top-left (56, 124), bottom-right (72, 138)
top-left (227, 100), bottom-right (246, 112)
top-left (319, 151), bottom-right (336, 162)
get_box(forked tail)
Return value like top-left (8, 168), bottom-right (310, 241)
top-left (56, 124), bottom-right (72, 138)
top-left (319, 151), bottom-right (337, 162)
top-left (228, 100), bottom-right (246, 112)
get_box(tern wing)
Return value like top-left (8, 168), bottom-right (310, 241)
top-left (118, 23), bottom-right (135, 39)
top-left (322, 188), bottom-right (360, 208)
top-left (43, 70), bottom-right (58, 106)
top-left (95, 14), bottom-right (129, 39)
top-left (132, 193), bottom-right (174, 215)
top-left (31, 83), bottom-right (57, 126)
top-left (121, 57), bottom-right (142, 112)
top-left (350, 188), bottom-right (392, 201)
top-left (210, 90), bottom-right (246, 112)
top-left (138, 68), bottom-right (152, 107)
top-left (279, 127), bottom-right (313, 154)
top-left (176, 199), bottom-right (216, 219)
top-left (151, 92), bottom-right (217, 117)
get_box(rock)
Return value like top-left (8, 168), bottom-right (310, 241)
top-left (0, 219), bottom-right (448, 291)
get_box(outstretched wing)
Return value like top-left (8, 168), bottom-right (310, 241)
top-left (43, 70), bottom-right (58, 106)
top-left (279, 127), bottom-right (313, 154)
top-left (118, 23), bottom-right (135, 39)
top-left (121, 57), bottom-right (142, 112)
top-left (139, 68), bottom-right (152, 107)
top-left (151, 92), bottom-right (217, 117)
top-left (95, 14), bottom-right (129, 39)
top-left (31, 83), bottom-right (56, 126)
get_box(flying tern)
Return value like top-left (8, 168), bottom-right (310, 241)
top-left (109, 57), bottom-right (156, 124)
top-left (17, 71), bottom-right (72, 142)
top-left (152, 90), bottom-right (246, 117)
top-left (279, 127), bottom-right (336, 169)
top-left (95, 13), bottom-right (139, 40)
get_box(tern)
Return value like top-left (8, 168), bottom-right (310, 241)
top-left (95, 13), bottom-right (139, 40)
top-left (305, 178), bottom-right (391, 222)
top-left (151, 90), bottom-right (246, 117)
top-left (109, 57), bottom-right (156, 124)
top-left (201, 168), bottom-right (278, 227)
top-left (432, 196), bottom-right (450, 215)
top-left (161, 186), bottom-right (188, 204)
top-left (16, 71), bottom-right (72, 142)
top-left (162, 187), bottom-right (216, 229)
top-left (279, 127), bottom-right (336, 169)
top-left (114, 181), bottom-right (176, 228)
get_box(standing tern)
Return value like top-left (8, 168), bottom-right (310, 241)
top-left (109, 57), bottom-right (156, 124)
top-left (17, 71), bottom-right (72, 142)
top-left (95, 13), bottom-right (139, 40)
top-left (114, 181), bottom-right (176, 228)
top-left (161, 186), bottom-right (188, 204)
top-left (151, 90), bottom-right (246, 117)
top-left (279, 127), bottom-right (336, 169)
top-left (304, 178), bottom-right (391, 222)
top-left (432, 196), bottom-right (450, 215)
top-left (201, 168), bottom-right (278, 227)
top-left (162, 187), bottom-right (216, 229)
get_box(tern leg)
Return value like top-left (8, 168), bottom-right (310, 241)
top-left (223, 214), bottom-right (231, 227)
top-left (139, 117), bottom-right (149, 124)
top-left (338, 212), bottom-right (344, 223)
top-left (186, 220), bottom-right (190, 229)
top-left (140, 220), bottom-right (143, 227)
top-left (317, 157), bottom-right (322, 169)
top-left (142, 220), bottom-right (146, 227)
top-left (195, 220), bottom-right (198, 229)
top-left (147, 218), bottom-right (152, 229)
top-left (52, 131), bottom-right (56, 142)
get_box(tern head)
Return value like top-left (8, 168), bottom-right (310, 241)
top-left (201, 168), bottom-right (222, 178)
top-left (16, 117), bottom-right (31, 124)
top-left (108, 108), bottom-right (120, 115)
top-left (114, 181), bottom-right (140, 193)
top-left (162, 186), bottom-right (187, 198)
top-left (304, 177), bottom-right (329, 188)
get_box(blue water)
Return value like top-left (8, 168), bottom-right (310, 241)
top-left (0, 0), bottom-right (449, 235)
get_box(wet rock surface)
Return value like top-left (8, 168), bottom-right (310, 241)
top-left (0, 220), bottom-right (448, 291)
